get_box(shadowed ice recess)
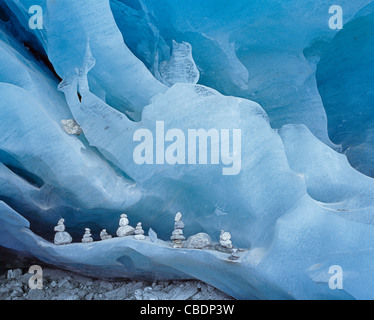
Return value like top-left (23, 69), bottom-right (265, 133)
top-left (1, 0), bottom-right (374, 299)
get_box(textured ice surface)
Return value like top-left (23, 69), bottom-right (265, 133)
top-left (158, 41), bottom-right (200, 86)
top-left (1, 0), bottom-right (374, 300)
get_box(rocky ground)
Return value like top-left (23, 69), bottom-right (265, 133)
top-left (0, 268), bottom-right (235, 300)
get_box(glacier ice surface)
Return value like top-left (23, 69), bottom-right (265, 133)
top-left (317, 3), bottom-right (374, 178)
top-left (1, 0), bottom-right (374, 300)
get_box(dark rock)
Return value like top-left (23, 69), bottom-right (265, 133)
top-left (185, 233), bottom-right (212, 249)
top-left (25, 289), bottom-right (46, 300)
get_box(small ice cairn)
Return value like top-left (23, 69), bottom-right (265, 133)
top-left (82, 228), bottom-right (93, 243)
top-left (100, 229), bottom-right (112, 241)
top-left (53, 218), bottom-right (72, 245)
top-left (219, 230), bottom-right (233, 249)
top-left (116, 214), bottom-right (135, 237)
top-left (170, 212), bottom-right (185, 248)
top-left (134, 222), bottom-right (145, 240)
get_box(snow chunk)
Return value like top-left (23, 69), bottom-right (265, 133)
top-left (61, 119), bottom-right (83, 135)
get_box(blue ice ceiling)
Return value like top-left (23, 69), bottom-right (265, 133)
top-left (1, 0), bottom-right (374, 300)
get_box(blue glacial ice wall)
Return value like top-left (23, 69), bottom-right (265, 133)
top-left (134, 0), bottom-right (372, 146)
top-left (1, 0), bottom-right (374, 299)
top-left (317, 3), bottom-right (374, 178)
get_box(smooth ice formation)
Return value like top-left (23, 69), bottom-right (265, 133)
top-left (148, 228), bottom-right (158, 243)
top-left (1, 0), bottom-right (374, 300)
top-left (10, 0), bottom-right (167, 118)
top-left (141, 0), bottom-right (373, 145)
top-left (317, 3), bottom-right (374, 177)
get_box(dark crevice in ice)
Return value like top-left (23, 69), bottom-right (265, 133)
top-left (0, 2), bottom-right (61, 82)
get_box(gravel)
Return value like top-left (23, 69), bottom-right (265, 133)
top-left (0, 268), bottom-right (234, 300)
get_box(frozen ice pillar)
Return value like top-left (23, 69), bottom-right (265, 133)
top-left (158, 41), bottom-right (200, 86)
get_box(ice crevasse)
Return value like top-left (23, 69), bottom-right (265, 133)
top-left (0, 0), bottom-right (374, 299)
